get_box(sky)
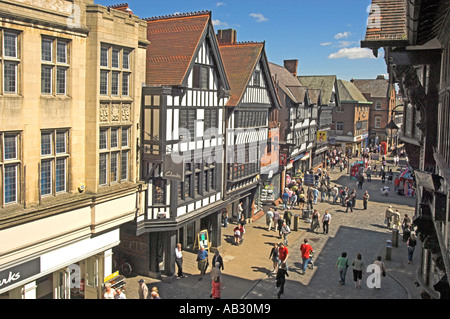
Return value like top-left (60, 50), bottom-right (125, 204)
top-left (95, 0), bottom-right (388, 81)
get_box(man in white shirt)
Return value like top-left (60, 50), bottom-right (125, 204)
top-left (175, 243), bottom-right (186, 278)
top-left (322, 210), bottom-right (331, 235)
top-left (266, 207), bottom-right (274, 231)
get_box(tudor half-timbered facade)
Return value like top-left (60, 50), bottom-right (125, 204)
top-left (118, 11), bottom-right (231, 277)
top-left (217, 29), bottom-right (281, 221)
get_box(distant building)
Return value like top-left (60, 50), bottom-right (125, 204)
top-left (352, 76), bottom-right (396, 146)
top-left (298, 75), bottom-right (337, 168)
top-left (331, 80), bottom-right (371, 155)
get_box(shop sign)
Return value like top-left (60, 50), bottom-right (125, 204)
top-left (162, 154), bottom-right (185, 182)
top-left (303, 174), bottom-right (314, 186)
top-left (317, 131), bottom-right (327, 143)
top-left (0, 258), bottom-right (40, 291)
top-left (197, 229), bottom-right (209, 251)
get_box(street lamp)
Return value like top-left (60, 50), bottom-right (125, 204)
top-left (385, 119), bottom-right (399, 150)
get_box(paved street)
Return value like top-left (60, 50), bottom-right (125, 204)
top-left (124, 156), bottom-right (422, 300)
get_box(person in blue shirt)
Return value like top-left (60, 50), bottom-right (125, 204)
top-left (197, 246), bottom-right (209, 281)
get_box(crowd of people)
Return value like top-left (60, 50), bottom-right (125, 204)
top-left (103, 146), bottom-right (416, 299)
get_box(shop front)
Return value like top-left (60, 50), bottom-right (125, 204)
top-left (0, 229), bottom-right (120, 299)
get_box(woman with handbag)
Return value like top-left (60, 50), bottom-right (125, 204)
top-left (373, 256), bottom-right (386, 290)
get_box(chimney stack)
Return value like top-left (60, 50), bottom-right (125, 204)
top-left (284, 59), bottom-right (298, 77)
top-left (217, 29), bottom-right (237, 44)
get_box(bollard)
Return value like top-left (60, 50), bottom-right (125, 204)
top-left (293, 214), bottom-right (300, 231)
top-left (386, 240), bottom-right (392, 261)
top-left (392, 229), bottom-right (399, 247)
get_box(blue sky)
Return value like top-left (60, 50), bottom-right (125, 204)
top-left (96, 0), bottom-right (388, 81)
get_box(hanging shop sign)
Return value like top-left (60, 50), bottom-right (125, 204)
top-left (162, 154), bottom-right (185, 182)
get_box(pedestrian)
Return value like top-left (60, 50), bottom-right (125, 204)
top-left (336, 252), bottom-right (350, 285)
top-left (407, 232), bottom-right (417, 264)
top-left (222, 208), bottom-right (228, 228)
top-left (212, 250), bottom-right (224, 272)
top-left (394, 175), bottom-right (400, 193)
top-left (278, 242), bottom-right (289, 269)
top-left (150, 287), bottom-right (161, 299)
top-left (114, 288), bottom-right (126, 299)
top-left (266, 207), bottom-right (274, 231)
top-left (310, 209), bottom-right (320, 233)
top-left (175, 243), bottom-right (186, 278)
top-left (352, 253), bottom-right (364, 289)
top-left (238, 213), bottom-right (246, 228)
top-left (284, 210), bottom-right (293, 228)
top-left (210, 262), bottom-right (222, 283)
top-left (312, 186), bottom-right (319, 205)
top-left (331, 185), bottom-right (339, 204)
top-left (385, 205), bottom-right (394, 229)
top-left (275, 262), bottom-right (289, 299)
top-left (233, 225), bottom-right (242, 245)
top-left (197, 246), bottom-right (209, 281)
top-left (280, 221), bottom-right (291, 246)
top-left (402, 214), bottom-right (412, 234)
top-left (372, 256), bottom-right (386, 290)
top-left (345, 195), bottom-right (353, 213)
top-left (392, 209), bottom-right (401, 230)
top-left (290, 192), bottom-right (297, 209)
top-left (103, 282), bottom-right (116, 299)
top-left (211, 276), bottom-right (221, 299)
top-left (273, 208), bottom-right (280, 232)
top-left (298, 191), bottom-right (306, 210)
top-left (322, 210), bottom-right (331, 234)
top-left (237, 202), bottom-right (244, 221)
top-left (320, 183), bottom-right (327, 202)
top-left (282, 189), bottom-right (289, 210)
top-left (269, 243), bottom-right (279, 272)
top-left (138, 279), bottom-right (148, 299)
top-left (300, 238), bottom-right (314, 275)
top-left (363, 191), bottom-right (370, 210)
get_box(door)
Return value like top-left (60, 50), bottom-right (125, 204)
top-left (84, 256), bottom-right (99, 299)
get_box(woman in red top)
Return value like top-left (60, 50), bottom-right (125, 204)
top-left (211, 277), bottom-right (221, 299)
top-left (278, 243), bottom-right (289, 268)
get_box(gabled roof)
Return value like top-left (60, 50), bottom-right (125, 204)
top-left (337, 80), bottom-right (369, 103)
top-left (298, 75), bottom-right (336, 105)
top-left (269, 62), bottom-right (309, 105)
top-left (352, 77), bottom-right (390, 99)
top-left (219, 42), bottom-right (280, 108)
top-left (144, 11), bottom-right (229, 89)
top-left (307, 89), bottom-right (322, 105)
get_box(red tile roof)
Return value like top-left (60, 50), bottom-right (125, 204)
top-left (144, 12), bottom-right (211, 86)
top-left (361, 0), bottom-right (408, 48)
top-left (218, 42), bottom-right (263, 106)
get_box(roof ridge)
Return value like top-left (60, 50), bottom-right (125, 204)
top-left (143, 10), bottom-right (211, 22)
top-left (219, 41), bottom-right (264, 45)
top-left (107, 2), bottom-right (129, 9)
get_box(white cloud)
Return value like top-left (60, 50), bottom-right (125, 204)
top-left (320, 42), bottom-right (332, 46)
top-left (212, 19), bottom-right (228, 27)
top-left (328, 47), bottom-right (376, 59)
top-left (338, 40), bottom-right (356, 47)
top-left (249, 13), bottom-right (268, 22)
top-left (334, 31), bottom-right (351, 39)
top-left (216, 2), bottom-right (225, 6)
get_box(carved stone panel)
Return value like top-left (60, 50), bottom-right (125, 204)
top-left (100, 103), bottom-right (109, 123)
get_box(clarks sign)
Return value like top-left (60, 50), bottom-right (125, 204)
top-left (163, 154), bottom-right (185, 182)
top-left (0, 258), bottom-right (40, 291)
